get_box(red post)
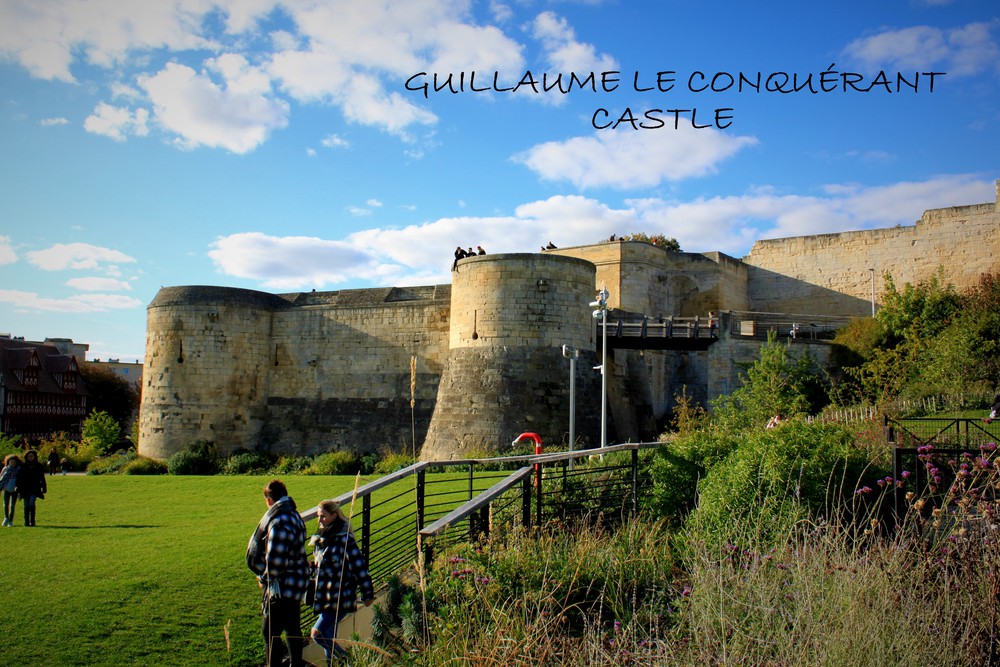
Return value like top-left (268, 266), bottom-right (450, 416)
top-left (513, 432), bottom-right (543, 490)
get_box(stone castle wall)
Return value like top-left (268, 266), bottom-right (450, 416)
top-left (421, 253), bottom-right (601, 459)
top-left (742, 192), bottom-right (1000, 316)
top-left (140, 185), bottom-right (1000, 460)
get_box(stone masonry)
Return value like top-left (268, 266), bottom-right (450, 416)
top-left (139, 183), bottom-right (999, 461)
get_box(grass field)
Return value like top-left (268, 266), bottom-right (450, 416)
top-left (0, 475), bottom-right (369, 666)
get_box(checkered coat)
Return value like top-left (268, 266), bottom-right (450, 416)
top-left (310, 523), bottom-right (375, 615)
top-left (247, 498), bottom-right (310, 602)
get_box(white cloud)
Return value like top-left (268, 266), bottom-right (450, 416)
top-left (139, 57), bottom-right (289, 153)
top-left (321, 133), bottom-right (350, 149)
top-left (530, 11), bottom-right (617, 75)
top-left (65, 277), bottom-right (131, 291)
top-left (843, 21), bottom-right (1000, 77)
top-left (84, 103), bottom-right (149, 141)
top-left (207, 232), bottom-right (380, 290)
top-left (367, 199), bottom-right (383, 208)
top-left (40, 117), bottom-right (69, 126)
top-left (0, 0), bottom-right (217, 82)
top-left (0, 236), bottom-right (17, 265)
top-left (514, 126), bottom-right (758, 189)
top-left (0, 289), bottom-right (141, 313)
top-left (26, 243), bottom-right (136, 271)
top-left (207, 174), bottom-right (996, 288)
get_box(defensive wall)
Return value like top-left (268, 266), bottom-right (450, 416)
top-left (139, 183), bottom-right (1000, 461)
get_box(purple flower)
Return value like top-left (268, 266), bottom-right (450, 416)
top-left (901, 470), bottom-right (912, 479)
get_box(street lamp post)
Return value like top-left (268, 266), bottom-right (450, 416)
top-left (562, 344), bottom-right (579, 469)
top-left (590, 287), bottom-right (610, 449)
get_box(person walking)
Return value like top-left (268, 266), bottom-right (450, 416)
top-left (47, 448), bottom-right (60, 475)
top-left (16, 450), bottom-right (46, 527)
top-left (307, 499), bottom-right (375, 665)
top-left (0, 454), bottom-right (21, 527)
top-left (246, 479), bottom-right (311, 667)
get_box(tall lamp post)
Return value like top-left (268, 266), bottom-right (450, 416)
top-left (562, 344), bottom-right (579, 469)
top-left (869, 268), bottom-right (876, 317)
top-left (590, 287), bottom-right (610, 449)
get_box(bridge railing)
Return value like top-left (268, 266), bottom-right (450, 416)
top-left (298, 442), bottom-right (660, 599)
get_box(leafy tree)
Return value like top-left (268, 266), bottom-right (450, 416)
top-left (712, 332), bottom-right (829, 431)
top-left (80, 363), bottom-right (139, 427)
top-left (81, 411), bottom-right (122, 455)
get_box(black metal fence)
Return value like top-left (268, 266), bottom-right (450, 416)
top-left (887, 417), bottom-right (1000, 520)
top-left (298, 443), bottom-right (659, 592)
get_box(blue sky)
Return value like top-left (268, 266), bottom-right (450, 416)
top-left (1, 0), bottom-right (997, 362)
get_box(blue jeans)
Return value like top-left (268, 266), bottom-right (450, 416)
top-left (3, 490), bottom-right (16, 523)
top-left (311, 609), bottom-right (347, 663)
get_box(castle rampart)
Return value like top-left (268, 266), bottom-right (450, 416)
top-left (420, 253), bottom-right (601, 459)
top-left (140, 185), bottom-right (999, 461)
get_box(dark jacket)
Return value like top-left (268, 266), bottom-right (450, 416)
top-left (16, 455), bottom-right (46, 500)
top-left (310, 519), bottom-right (375, 615)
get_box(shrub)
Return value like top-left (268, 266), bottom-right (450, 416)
top-left (87, 451), bottom-right (136, 475)
top-left (123, 457), bottom-right (168, 475)
top-left (81, 410), bottom-right (122, 455)
top-left (683, 420), bottom-right (880, 551)
top-left (305, 451), bottom-right (360, 476)
top-left (222, 450), bottom-right (275, 475)
top-left (272, 455), bottom-right (313, 475)
top-left (373, 453), bottom-right (415, 474)
top-left (57, 439), bottom-right (102, 472)
top-left (167, 440), bottom-right (220, 475)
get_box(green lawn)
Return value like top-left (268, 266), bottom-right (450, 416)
top-left (0, 475), bottom-right (368, 667)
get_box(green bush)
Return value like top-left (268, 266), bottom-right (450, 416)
top-left (684, 421), bottom-right (880, 551)
top-left (305, 450), bottom-right (359, 475)
top-left (87, 451), bottom-right (136, 475)
top-left (272, 455), bottom-right (313, 474)
top-left (222, 450), bottom-right (275, 475)
top-left (123, 457), bottom-right (168, 475)
top-left (373, 453), bottom-right (415, 474)
top-left (81, 410), bottom-right (122, 455)
top-left (167, 440), bottom-right (221, 475)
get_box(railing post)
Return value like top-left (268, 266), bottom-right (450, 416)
top-left (631, 447), bottom-right (639, 515)
top-left (468, 462), bottom-right (474, 501)
top-left (522, 473), bottom-right (532, 528)
top-left (416, 468), bottom-right (426, 531)
top-left (536, 461), bottom-right (543, 527)
top-left (892, 446), bottom-right (903, 526)
top-left (362, 493), bottom-right (372, 563)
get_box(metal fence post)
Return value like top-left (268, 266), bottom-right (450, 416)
top-left (416, 468), bottom-right (426, 531)
top-left (522, 473), bottom-right (532, 528)
top-left (631, 447), bottom-right (639, 515)
top-left (362, 493), bottom-right (372, 562)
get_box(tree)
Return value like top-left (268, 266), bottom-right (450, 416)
top-left (79, 363), bottom-right (139, 427)
top-left (82, 411), bottom-right (121, 455)
top-left (712, 332), bottom-right (829, 431)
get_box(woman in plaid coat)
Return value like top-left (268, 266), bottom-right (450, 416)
top-left (308, 499), bottom-right (375, 663)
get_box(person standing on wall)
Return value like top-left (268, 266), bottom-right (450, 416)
top-left (15, 450), bottom-right (46, 527)
top-left (307, 499), bottom-right (375, 664)
top-left (246, 479), bottom-right (311, 667)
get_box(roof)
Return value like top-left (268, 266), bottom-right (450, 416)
top-left (0, 338), bottom-right (85, 396)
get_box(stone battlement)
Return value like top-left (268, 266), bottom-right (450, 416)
top-left (139, 183), bottom-right (1000, 460)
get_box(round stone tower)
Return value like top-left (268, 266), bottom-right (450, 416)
top-left (421, 253), bottom-right (601, 460)
top-left (139, 286), bottom-right (286, 460)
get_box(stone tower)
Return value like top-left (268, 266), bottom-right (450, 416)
top-left (140, 286), bottom-right (284, 460)
top-left (420, 253), bottom-right (601, 459)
